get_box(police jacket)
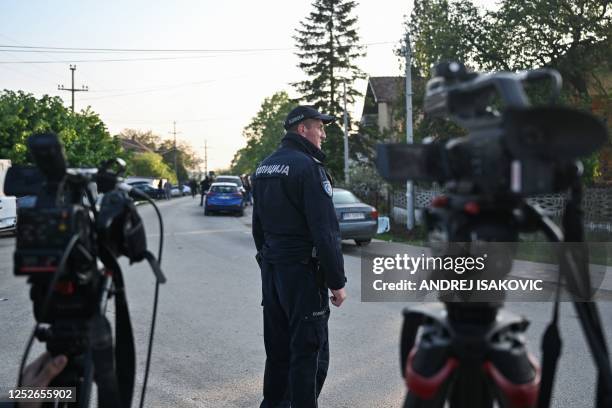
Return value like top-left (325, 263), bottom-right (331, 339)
top-left (252, 132), bottom-right (346, 290)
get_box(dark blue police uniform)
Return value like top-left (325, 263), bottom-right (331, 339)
top-left (252, 131), bottom-right (346, 408)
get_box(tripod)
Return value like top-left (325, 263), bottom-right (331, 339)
top-left (401, 188), bottom-right (612, 408)
top-left (401, 302), bottom-right (538, 408)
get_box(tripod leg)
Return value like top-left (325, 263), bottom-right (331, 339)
top-left (404, 345), bottom-right (458, 408)
top-left (484, 352), bottom-right (539, 408)
top-left (449, 366), bottom-right (494, 408)
top-left (404, 384), bottom-right (452, 408)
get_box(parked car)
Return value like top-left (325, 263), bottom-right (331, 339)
top-left (170, 184), bottom-right (191, 197)
top-left (204, 182), bottom-right (245, 216)
top-left (128, 181), bottom-right (164, 200)
top-left (171, 186), bottom-right (181, 197)
top-left (215, 175), bottom-right (245, 193)
top-left (0, 160), bottom-right (17, 234)
top-left (332, 188), bottom-right (378, 246)
top-left (0, 195), bottom-right (17, 234)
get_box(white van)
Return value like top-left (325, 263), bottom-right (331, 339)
top-left (0, 160), bottom-right (17, 233)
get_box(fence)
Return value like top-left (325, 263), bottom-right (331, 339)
top-left (393, 187), bottom-right (612, 232)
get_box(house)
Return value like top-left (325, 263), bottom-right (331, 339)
top-left (119, 137), bottom-right (154, 154)
top-left (360, 76), bottom-right (405, 133)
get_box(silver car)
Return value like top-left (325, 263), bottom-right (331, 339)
top-left (333, 188), bottom-right (378, 246)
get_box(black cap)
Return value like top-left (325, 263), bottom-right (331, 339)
top-left (284, 105), bottom-right (336, 130)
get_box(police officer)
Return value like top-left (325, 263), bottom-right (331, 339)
top-left (252, 105), bottom-right (347, 408)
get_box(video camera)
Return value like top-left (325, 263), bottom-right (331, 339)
top-left (375, 63), bottom-right (611, 407)
top-left (4, 132), bottom-right (166, 408)
top-left (377, 61), bottom-right (606, 197)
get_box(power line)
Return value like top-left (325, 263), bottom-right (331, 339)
top-left (0, 53), bottom-right (267, 64)
top-left (0, 33), bottom-right (67, 85)
top-left (0, 41), bottom-right (394, 53)
top-left (0, 45), bottom-right (291, 53)
top-left (0, 49), bottom-right (132, 54)
top-left (79, 76), bottom-right (247, 101)
top-left (0, 42), bottom-right (398, 64)
top-left (103, 116), bottom-right (233, 124)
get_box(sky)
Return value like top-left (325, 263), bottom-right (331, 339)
top-left (0, 0), bottom-right (498, 172)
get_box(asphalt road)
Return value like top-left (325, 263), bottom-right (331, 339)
top-left (0, 196), bottom-right (611, 407)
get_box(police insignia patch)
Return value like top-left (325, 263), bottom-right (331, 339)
top-left (318, 167), bottom-right (333, 197)
top-left (323, 180), bottom-right (333, 197)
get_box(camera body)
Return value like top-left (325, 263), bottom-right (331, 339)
top-left (5, 134), bottom-right (107, 353)
top-left (16, 204), bottom-right (100, 319)
top-left (376, 62), bottom-right (607, 198)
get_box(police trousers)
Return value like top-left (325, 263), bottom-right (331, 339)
top-left (260, 259), bottom-right (330, 408)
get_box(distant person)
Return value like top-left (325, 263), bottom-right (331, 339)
top-left (157, 179), bottom-right (163, 190)
top-left (163, 181), bottom-right (172, 200)
top-left (189, 179), bottom-right (197, 199)
top-left (242, 174), bottom-right (253, 206)
top-left (199, 176), bottom-right (211, 206)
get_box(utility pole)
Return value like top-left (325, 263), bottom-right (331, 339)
top-left (168, 121), bottom-right (181, 183)
top-left (58, 65), bottom-right (88, 112)
top-left (204, 139), bottom-right (208, 176)
top-left (343, 81), bottom-right (349, 184)
top-left (404, 31), bottom-right (415, 230)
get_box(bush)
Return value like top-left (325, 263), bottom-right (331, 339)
top-left (338, 162), bottom-right (390, 214)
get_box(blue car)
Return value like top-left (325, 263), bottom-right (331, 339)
top-left (204, 182), bottom-right (245, 216)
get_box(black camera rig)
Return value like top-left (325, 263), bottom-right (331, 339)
top-left (376, 62), bottom-right (611, 408)
top-left (5, 132), bottom-right (166, 408)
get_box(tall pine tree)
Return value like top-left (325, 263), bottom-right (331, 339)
top-left (293, 0), bottom-right (366, 179)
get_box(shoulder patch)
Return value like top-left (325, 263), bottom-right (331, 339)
top-left (318, 167), bottom-right (333, 197)
top-left (255, 164), bottom-right (290, 176)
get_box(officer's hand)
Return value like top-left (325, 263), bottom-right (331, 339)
top-left (330, 288), bottom-right (347, 307)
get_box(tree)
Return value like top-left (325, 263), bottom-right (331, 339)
top-left (406, 0), bottom-right (611, 183)
top-left (116, 128), bottom-right (201, 182)
top-left (410, 0), bottom-right (480, 77)
top-left (128, 152), bottom-right (176, 183)
top-left (66, 107), bottom-right (124, 167)
top-left (293, 0), bottom-right (366, 179)
top-left (409, 0), bottom-right (611, 100)
top-left (157, 139), bottom-right (201, 182)
top-left (491, 0), bottom-right (611, 100)
top-left (0, 90), bottom-right (123, 166)
top-left (230, 91), bottom-right (294, 175)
